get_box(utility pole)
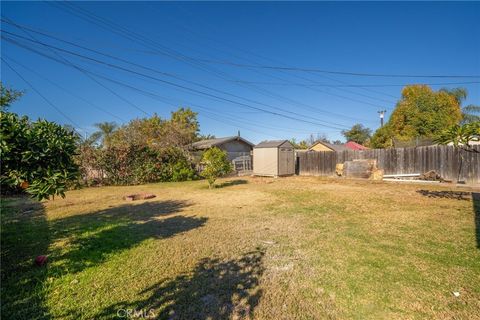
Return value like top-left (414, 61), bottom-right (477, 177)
top-left (378, 110), bottom-right (387, 127)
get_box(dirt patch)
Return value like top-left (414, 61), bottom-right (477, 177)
top-left (123, 193), bottom-right (156, 201)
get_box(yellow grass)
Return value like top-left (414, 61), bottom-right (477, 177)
top-left (1, 176), bottom-right (479, 319)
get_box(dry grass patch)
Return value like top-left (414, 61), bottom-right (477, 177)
top-left (1, 177), bottom-right (479, 319)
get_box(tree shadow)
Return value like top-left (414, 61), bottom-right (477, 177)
top-left (1, 198), bottom-right (208, 318)
top-left (48, 200), bottom-right (207, 274)
top-left (416, 190), bottom-right (471, 201)
top-left (50, 200), bottom-right (192, 240)
top-left (97, 249), bottom-right (265, 319)
top-left (473, 193), bottom-right (480, 249)
top-left (216, 179), bottom-right (248, 188)
top-left (1, 197), bottom-right (51, 319)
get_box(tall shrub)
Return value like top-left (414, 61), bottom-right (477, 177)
top-left (78, 145), bottom-right (197, 185)
top-left (0, 112), bottom-right (79, 200)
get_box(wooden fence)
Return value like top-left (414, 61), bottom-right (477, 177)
top-left (296, 145), bottom-right (480, 184)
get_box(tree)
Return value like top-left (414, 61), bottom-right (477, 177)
top-left (163, 108), bottom-right (199, 147)
top-left (308, 133), bottom-right (330, 145)
top-left (0, 82), bottom-right (24, 111)
top-left (82, 109), bottom-right (200, 186)
top-left (196, 134), bottom-right (216, 141)
top-left (370, 125), bottom-right (394, 148)
top-left (93, 121), bottom-right (118, 148)
top-left (1, 112), bottom-right (79, 200)
top-left (461, 105), bottom-right (480, 124)
top-left (110, 115), bottom-right (163, 148)
top-left (81, 132), bottom-right (102, 147)
top-left (200, 147), bottom-right (232, 189)
top-left (1, 86), bottom-right (79, 200)
top-left (109, 108), bottom-right (199, 150)
top-left (341, 124), bottom-right (371, 144)
top-left (440, 87), bottom-right (480, 124)
top-left (371, 85), bottom-right (462, 148)
top-left (435, 122), bottom-right (480, 153)
top-left (289, 138), bottom-right (309, 149)
top-left (439, 87), bottom-right (467, 104)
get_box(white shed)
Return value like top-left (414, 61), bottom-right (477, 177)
top-left (253, 140), bottom-right (295, 177)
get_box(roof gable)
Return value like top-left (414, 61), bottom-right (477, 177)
top-left (255, 140), bottom-right (293, 148)
top-left (191, 136), bottom-right (254, 150)
top-left (309, 141), bottom-right (348, 152)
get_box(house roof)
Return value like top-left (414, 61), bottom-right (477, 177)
top-left (191, 136), bottom-right (254, 150)
top-left (255, 140), bottom-right (292, 148)
top-left (345, 141), bottom-right (369, 150)
top-left (309, 141), bottom-right (348, 152)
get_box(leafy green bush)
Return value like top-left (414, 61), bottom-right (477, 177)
top-left (77, 145), bottom-right (197, 185)
top-left (370, 125), bottom-right (394, 148)
top-left (170, 160), bottom-right (197, 182)
top-left (200, 147), bottom-right (232, 188)
top-left (1, 112), bottom-right (79, 200)
top-left (159, 147), bottom-right (197, 182)
top-left (435, 122), bottom-right (480, 151)
top-left (96, 146), bottom-right (158, 185)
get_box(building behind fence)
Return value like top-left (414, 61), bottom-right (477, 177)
top-left (296, 145), bottom-right (480, 184)
top-left (193, 151), bottom-right (253, 174)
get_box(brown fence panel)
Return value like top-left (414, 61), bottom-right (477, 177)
top-left (296, 145), bottom-right (480, 184)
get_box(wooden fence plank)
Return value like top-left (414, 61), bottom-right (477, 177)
top-left (296, 145), bottom-right (480, 184)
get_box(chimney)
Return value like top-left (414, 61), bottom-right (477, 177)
top-left (237, 130), bottom-right (240, 137)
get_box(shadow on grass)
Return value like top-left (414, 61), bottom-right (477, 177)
top-left (50, 200), bottom-right (191, 240)
top-left (417, 189), bottom-right (480, 249)
top-left (473, 193), bottom-right (480, 249)
top-left (1, 198), bottom-right (208, 319)
top-left (97, 249), bottom-right (265, 319)
top-left (416, 190), bottom-right (471, 200)
top-left (1, 197), bottom-right (51, 319)
top-left (216, 179), bottom-right (248, 188)
top-left (49, 200), bottom-right (207, 274)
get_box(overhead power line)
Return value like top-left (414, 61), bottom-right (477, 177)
top-left (123, 4), bottom-right (399, 102)
top-left (49, 5), bottom-right (395, 108)
top-left (5, 56), bottom-right (326, 136)
top-left (1, 29), bottom-right (357, 124)
top-left (2, 33), bottom-right (356, 130)
top-left (228, 80), bottom-right (480, 87)
top-left (1, 57), bottom-right (84, 131)
top-left (3, 35), bottom-right (350, 131)
top-left (2, 18), bottom-right (151, 117)
top-left (3, 56), bottom-right (127, 123)
top-left (33, 5), bottom-right (385, 115)
top-left (196, 59), bottom-right (480, 79)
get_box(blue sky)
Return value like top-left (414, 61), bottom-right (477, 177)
top-left (2, 1), bottom-right (479, 143)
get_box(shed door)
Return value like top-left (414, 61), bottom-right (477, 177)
top-left (279, 147), bottom-right (295, 175)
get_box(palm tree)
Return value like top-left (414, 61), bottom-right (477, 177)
top-left (440, 87), bottom-right (467, 104)
top-left (461, 104), bottom-right (480, 124)
top-left (82, 132), bottom-right (102, 147)
top-left (440, 87), bottom-right (480, 124)
top-left (93, 122), bottom-right (117, 148)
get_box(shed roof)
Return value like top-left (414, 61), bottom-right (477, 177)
top-left (309, 141), bottom-right (348, 152)
top-left (255, 140), bottom-right (292, 148)
top-left (191, 136), bottom-right (254, 150)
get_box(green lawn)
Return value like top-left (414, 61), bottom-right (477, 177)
top-left (1, 177), bottom-right (479, 319)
